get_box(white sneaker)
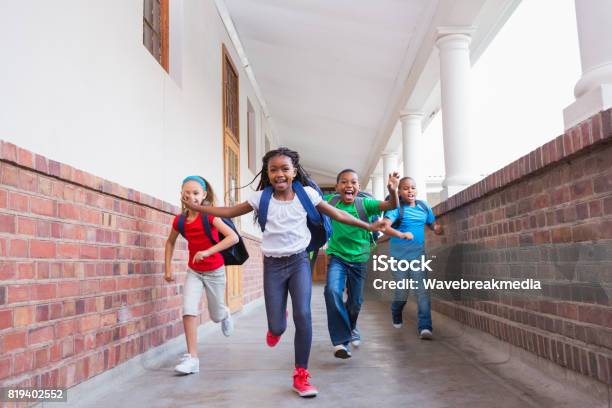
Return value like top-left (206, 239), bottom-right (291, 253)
top-left (350, 329), bottom-right (361, 347)
top-left (174, 354), bottom-right (199, 374)
top-left (333, 344), bottom-right (352, 359)
top-left (393, 323), bottom-right (403, 329)
top-left (221, 314), bottom-right (234, 337)
top-left (419, 329), bottom-right (433, 340)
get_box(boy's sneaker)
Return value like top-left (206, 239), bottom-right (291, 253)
top-left (292, 368), bottom-right (318, 398)
top-left (392, 313), bottom-right (403, 329)
top-left (266, 330), bottom-right (281, 347)
top-left (419, 329), bottom-right (433, 340)
top-left (174, 354), bottom-right (199, 374)
top-left (350, 329), bottom-right (361, 347)
top-left (333, 344), bottom-right (352, 359)
top-left (221, 314), bottom-right (234, 337)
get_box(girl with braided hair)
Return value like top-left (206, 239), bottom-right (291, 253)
top-left (182, 147), bottom-right (386, 398)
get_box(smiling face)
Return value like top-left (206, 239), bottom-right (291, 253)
top-left (399, 178), bottom-right (417, 204)
top-left (181, 180), bottom-right (207, 208)
top-left (267, 154), bottom-right (297, 192)
top-left (336, 171), bottom-right (360, 204)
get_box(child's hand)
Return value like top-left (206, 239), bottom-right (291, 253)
top-left (164, 272), bottom-right (175, 283)
top-left (401, 232), bottom-right (414, 240)
top-left (433, 222), bottom-right (443, 235)
top-left (369, 219), bottom-right (387, 232)
top-left (387, 172), bottom-right (400, 192)
top-left (193, 250), bottom-right (211, 263)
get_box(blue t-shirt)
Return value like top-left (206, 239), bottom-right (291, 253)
top-left (384, 202), bottom-right (435, 259)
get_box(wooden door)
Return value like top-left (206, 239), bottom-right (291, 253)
top-left (222, 45), bottom-right (243, 312)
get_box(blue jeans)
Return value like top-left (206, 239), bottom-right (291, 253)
top-left (263, 251), bottom-right (312, 368)
top-left (390, 267), bottom-right (432, 332)
top-left (324, 255), bottom-right (367, 346)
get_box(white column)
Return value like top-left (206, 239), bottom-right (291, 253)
top-left (382, 152), bottom-right (398, 178)
top-left (371, 174), bottom-right (384, 200)
top-left (563, 0), bottom-right (612, 129)
top-left (400, 112), bottom-right (427, 200)
top-left (436, 27), bottom-right (479, 200)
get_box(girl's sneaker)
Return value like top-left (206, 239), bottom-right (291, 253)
top-left (419, 329), bottom-right (433, 340)
top-left (292, 368), bottom-right (318, 397)
top-left (333, 344), bottom-right (352, 359)
top-left (221, 314), bottom-right (234, 337)
top-left (392, 312), bottom-right (403, 329)
top-left (350, 329), bottom-right (361, 347)
top-left (174, 354), bottom-right (199, 374)
top-left (266, 331), bottom-right (281, 347)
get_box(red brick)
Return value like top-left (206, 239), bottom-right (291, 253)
top-left (1, 141), bottom-right (18, 161)
top-left (50, 303), bottom-right (62, 320)
top-left (18, 170), bottom-right (37, 192)
top-left (4, 330), bottom-right (27, 351)
top-left (35, 154), bottom-right (48, 173)
top-left (34, 283), bottom-right (57, 301)
top-left (17, 262), bottom-right (35, 279)
top-left (17, 216), bottom-right (36, 235)
top-left (36, 219), bottom-right (51, 237)
top-left (593, 173), bottom-right (612, 194)
top-left (0, 189), bottom-right (7, 208)
top-left (36, 304), bottom-right (49, 322)
top-left (80, 245), bottom-right (98, 259)
top-left (61, 223), bottom-right (86, 240)
top-left (58, 281), bottom-right (80, 298)
top-left (50, 343), bottom-right (62, 362)
top-left (30, 196), bottom-right (56, 217)
top-left (9, 239), bottom-right (28, 257)
top-left (570, 179), bottom-right (593, 200)
top-left (8, 285), bottom-right (30, 303)
top-left (13, 351), bottom-right (33, 375)
top-left (0, 261), bottom-right (16, 280)
top-left (16, 147), bottom-right (34, 167)
top-left (29, 325), bottom-right (55, 345)
top-left (57, 319), bottom-right (76, 337)
top-left (1, 164), bottom-right (19, 186)
top-left (57, 242), bottom-right (80, 259)
top-left (58, 203), bottom-right (80, 220)
top-left (30, 240), bottom-right (56, 258)
top-left (0, 309), bottom-right (13, 330)
top-left (34, 347), bottom-right (49, 369)
top-left (14, 306), bottom-right (34, 327)
top-left (78, 315), bottom-right (100, 333)
top-left (0, 213), bottom-right (16, 233)
top-left (0, 358), bottom-right (10, 380)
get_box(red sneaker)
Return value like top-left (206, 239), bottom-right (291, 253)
top-left (266, 331), bottom-right (281, 347)
top-left (292, 367), bottom-right (318, 397)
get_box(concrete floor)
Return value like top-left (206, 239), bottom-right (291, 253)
top-left (60, 284), bottom-right (608, 408)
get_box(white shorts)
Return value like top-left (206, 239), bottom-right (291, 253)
top-left (182, 266), bottom-right (229, 322)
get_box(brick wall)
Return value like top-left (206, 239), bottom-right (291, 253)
top-left (425, 109), bottom-right (612, 385)
top-left (0, 141), bottom-right (263, 389)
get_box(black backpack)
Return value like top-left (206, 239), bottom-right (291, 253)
top-left (327, 191), bottom-right (381, 242)
top-left (176, 214), bottom-right (249, 266)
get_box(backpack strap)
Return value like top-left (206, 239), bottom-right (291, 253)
top-left (257, 187), bottom-right (274, 232)
top-left (416, 200), bottom-right (428, 213)
top-left (201, 215), bottom-right (218, 244)
top-left (292, 181), bottom-right (321, 224)
top-left (328, 195), bottom-right (341, 207)
top-left (353, 197), bottom-right (369, 223)
top-left (177, 214), bottom-right (187, 237)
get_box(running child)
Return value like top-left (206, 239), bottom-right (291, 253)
top-left (164, 176), bottom-right (238, 374)
top-left (382, 176), bottom-right (443, 339)
top-left (182, 147), bottom-right (386, 398)
top-left (324, 169), bottom-right (400, 359)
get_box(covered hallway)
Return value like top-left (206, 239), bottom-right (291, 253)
top-left (63, 285), bottom-right (603, 408)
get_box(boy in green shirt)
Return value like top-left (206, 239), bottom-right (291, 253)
top-left (324, 169), bottom-right (399, 358)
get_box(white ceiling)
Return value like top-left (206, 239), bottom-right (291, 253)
top-left (224, 0), bottom-right (431, 184)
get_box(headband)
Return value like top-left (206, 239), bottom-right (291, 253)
top-left (182, 176), bottom-right (207, 191)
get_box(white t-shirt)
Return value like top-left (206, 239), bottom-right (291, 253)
top-left (248, 186), bottom-right (323, 257)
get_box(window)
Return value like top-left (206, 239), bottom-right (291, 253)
top-left (247, 100), bottom-right (257, 173)
top-left (143, 0), bottom-right (169, 72)
top-left (223, 45), bottom-right (240, 142)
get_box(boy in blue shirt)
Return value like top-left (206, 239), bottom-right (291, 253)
top-left (383, 176), bottom-right (443, 339)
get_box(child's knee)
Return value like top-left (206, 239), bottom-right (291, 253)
top-left (324, 285), bottom-right (343, 300)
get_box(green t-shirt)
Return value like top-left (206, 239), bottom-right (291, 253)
top-left (324, 194), bottom-right (382, 263)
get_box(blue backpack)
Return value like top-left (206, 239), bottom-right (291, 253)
top-left (257, 180), bottom-right (332, 253)
top-left (176, 214), bottom-right (249, 266)
top-left (391, 200), bottom-right (428, 229)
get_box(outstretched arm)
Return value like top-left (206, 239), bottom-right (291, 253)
top-left (317, 201), bottom-right (386, 232)
top-left (378, 172), bottom-right (400, 211)
top-left (182, 199), bottom-right (253, 218)
top-left (427, 221), bottom-right (443, 235)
